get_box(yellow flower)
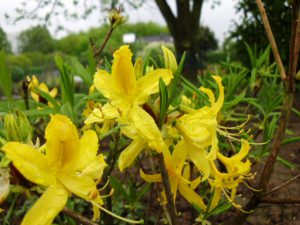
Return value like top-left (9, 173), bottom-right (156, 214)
top-left (1, 115), bottom-right (106, 225)
top-left (174, 76), bottom-right (224, 179)
top-left (27, 75), bottom-right (57, 107)
top-left (93, 45), bottom-right (173, 171)
top-left (208, 141), bottom-right (252, 211)
top-left (140, 147), bottom-right (206, 211)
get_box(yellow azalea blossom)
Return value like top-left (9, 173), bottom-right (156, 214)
top-left (93, 45), bottom-right (173, 171)
top-left (140, 147), bottom-right (206, 211)
top-left (27, 75), bottom-right (58, 106)
top-left (1, 115), bottom-right (107, 225)
top-left (173, 76), bottom-right (223, 181)
top-left (208, 141), bottom-right (252, 211)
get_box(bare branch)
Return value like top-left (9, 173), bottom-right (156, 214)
top-left (256, 0), bottom-right (287, 81)
top-left (62, 207), bottom-right (98, 225)
top-left (266, 173), bottom-right (300, 196)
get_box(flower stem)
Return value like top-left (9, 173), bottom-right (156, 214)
top-left (157, 153), bottom-right (177, 225)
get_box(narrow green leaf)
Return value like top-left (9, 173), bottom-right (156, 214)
top-left (72, 58), bottom-right (93, 86)
top-left (0, 50), bottom-right (13, 108)
top-left (168, 52), bottom-right (185, 106)
top-left (159, 77), bottom-right (168, 128)
top-left (282, 136), bottom-right (300, 145)
top-left (110, 176), bottom-right (130, 200)
top-left (276, 156), bottom-right (295, 169)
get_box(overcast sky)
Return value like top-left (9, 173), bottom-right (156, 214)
top-left (0, 0), bottom-right (240, 44)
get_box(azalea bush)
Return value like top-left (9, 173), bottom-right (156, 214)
top-left (0, 6), bottom-right (299, 225)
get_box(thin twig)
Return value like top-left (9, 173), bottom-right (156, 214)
top-left (157, 153), bottom-right (177, 225)
top-left (62, 207), bottom-right (98, 225)
top-left (93, 27), bottom-right (114, 59)
top-left (256, 0), bottom-right (287, 81)
top-left (266, 173), bottom-right (300, 196)
top-left (261, 198), bottom-right (300, 204)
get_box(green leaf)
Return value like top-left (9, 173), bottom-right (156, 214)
top-left (168, 52), bottom-right (185, 106)
top-left (244, 42), bottom-right (256, 67)
top-left (276, 156), bottom-right (295, 169)
top-left (87, 44), bottom-right (96, 75)
top-left (0, 50), bottom-right (13, 109)
top-left (282, 136), bottom-right (300, 145)
top-left (256, 45), bottom-right (270, 68)
top-left (72, 58), bottom-right (93, 86)
top-left (159, 77), bottom-right (168, 128)
top-left (110, 176), bottom-right (130, 200)
top-left (207, 202), bottom-right (232, 217)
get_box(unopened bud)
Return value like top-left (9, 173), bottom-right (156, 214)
top-left (4, 110), bottom-right (32, 143)
top-left (109, 9), bottom-right (126, 29)
top-left (161, 46), bottom-right (177, 73)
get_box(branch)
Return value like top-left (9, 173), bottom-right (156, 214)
top-left (157, 153), bottom-right (177, 225)
top-left (261, 198), bottom-right (300, 204)
top-left (192, 0), bottom-right (203, 25)
top-left (256, 0), bottom-right (287, 81)
top-left (266, 173), bottom-right (300, 196)
top-left (229, 1), bottom-right (298, 224)
top-left (62, 207), bottom-right (98, 225)
top-left (154, 0), bottom-right (176, 35)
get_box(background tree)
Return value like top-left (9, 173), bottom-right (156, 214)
top-left (18, 25), bottom-right (55, 54)
top-left (0, 27), bottom-right (11, 53)
top-left (229, 0), bottom-right (292, 66)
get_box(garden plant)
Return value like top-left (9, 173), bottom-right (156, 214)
top-left (0, 1), bottom-right (299, 225)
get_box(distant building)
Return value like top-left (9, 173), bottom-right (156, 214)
top-left (137, 34), bottom-right (173, 44)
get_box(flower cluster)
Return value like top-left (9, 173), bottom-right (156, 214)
top-left (85, 45), bottom-right (253, 212)
top-left (0, 45), bottom-right (253, 224)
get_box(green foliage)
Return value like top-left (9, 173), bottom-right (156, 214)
top-left (0, 27), bottom-right (11, 53)
top-left (0, 51), bottom-right (13, 108)
top-left (229, 0), bottom-right (291, 66)
top-left (18, 25), bottom-right (55, 54)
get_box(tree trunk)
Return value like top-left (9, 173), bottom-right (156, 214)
top-left (155, 0), bottom-right (203, 81)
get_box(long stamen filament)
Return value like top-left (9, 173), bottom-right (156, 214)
top-left (91, 201), bottom-right (144, 224)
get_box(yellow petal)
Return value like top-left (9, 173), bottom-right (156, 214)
top-left (187, 143), bottom-right (210, 181)
top-left (172, 140), bottom-right (187, 172)
top-left (39, 83), bottom-right (50, 93)
top-left (21, 184), bottom-right (68, 225)
top-left (140, 169), bottom-right (162, 183)
top-left (0, 169), bottom-right (10, 204)
top-left (81, 154), bottom-right (107, 181)
top-left (45, 115), bottom-right (80, 171)
top-left (118, 138), bottom-right (146, 172)
top-left (94, 69), bottom-right (115, 99)
top-left (111, 45), bottom-right (136, 96)
top-left (211, 76), bottom-right (224, 113)
top-left (2, 142), bottom-right (55, 186)
top-left (178, 183), bottom-right (206, 211)
top-left (59, 174), bottom-right (98, 201)
top-left (136, 69), bottom-right (173, 104)
top-left (199, 87), bottom-right (215, 105)
top-left (134, 57), bottom-right (143, 79)
top-left (128, 105), bottom-right (166, 153)
top-left (84, 108), bottom-right (104, 125)
top-left (68, 130), bottom-right (99, 172)
top-left (161, 46), bottom-right (177, 73)
top-left (49, 87), bottom-right (57, 98)
top-left (209, 188), bottom-right (222, 212)
top-left (30, 92), bottom-right (39, 102)
top-left (102, 103), bottom-right (120, 119)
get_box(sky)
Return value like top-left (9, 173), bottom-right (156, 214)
top-left (0, 0), bottom-right (240, 44)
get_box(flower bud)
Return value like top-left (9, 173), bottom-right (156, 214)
top-left (4, 110), bottom-right (32, 143)
top-left (109, 9), bottom-right (126, 29)
top-left (161, 46), bottom-right (177, 73)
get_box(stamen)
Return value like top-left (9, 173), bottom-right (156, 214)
top-left (91, 200), bottom-right (144, 224)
